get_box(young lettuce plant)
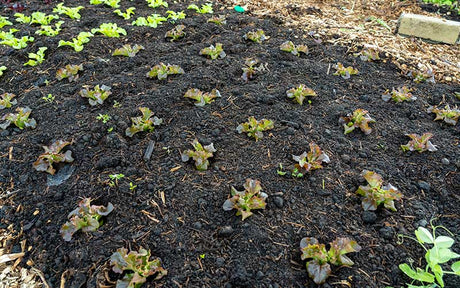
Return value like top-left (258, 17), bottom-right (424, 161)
top-left (60, 198), bottom-right (113, 241)
top-left (243, 29), bottom-right (270, 44)
top-left (24, 47), bottom-right (47, 66)
top-left (356, 170), bottom-right (402, 211)
top-left (15, 12), bottom-right (59, 25)
top-left (90, 0), bottom-right (120, 8)
top-left (241, 58), bottom-right (259, 82)
top-left (80, 85), bottom-right (111, 106)
top-left (0, 107), bottom-right (36, 130)
top-left (112, 44), bottom-right (144, 57)
top-left (286, 84), bottom-right (317, 105)
top-left (110, 247), bottom-right (167, 288)
top-left (165, 24), bottom-right (186, 41)
top-left (427, 104), bottom-right (460, 125)
top-left (237, 116), bottom-right (274, 141)
top-left (113, 7), bottom-right (136, 20)
top-left (146, 0), bottom-right (168, 8)
top-left (407, 67), bottom-right (435, 84)
top-left (35, 21), bottom-right (64, 37)
top-left (339, 108), bottom-right (375, 135)
top-left (184, 88), bottom-right (220, 106)
top-left (200, 43), bottom-right (226, 60)
top-left (207, 15), bottom-right (226, 25)
top-left (58, 31), bottom-right (93, 52)
top-left (181, 139), bottom-right (216, 171)
top-left (354, 47), bottom-right (380, 62)
top-left (333, 62), bottom-right (359, 79)
top-left (0, 16), bottom-right (13, 28)
top-left (0, 93), bottom-right (17, 109)
top-left (187, 3), bottom-right (213, 14)
top-left (91, 23), bottom-right (127, 37)
top-left (222, 179), bottom-right (268, 221)
top-left (280, 41), bottom-right (308, 56)
top-left (132, 14), bottom-right (167, 28)
top-left (125, 107), bottom-right (162, 137)
top-left (300, 237), bottom-right (361, 284)
top-left (382, 86), bottom-right (416, 103)
top-left (53, 3), bottom-right (84, 19)
top-left (33, 140), bottom-right (74, 174)
top-left (146, 63), bottom-right (184, 80)
top-left (166, 10), bottom-right (186, 23)
top-left (0, 29), bottom-right (34, 49)
top-left (0, 66), bottom-right (6, 77)
top-left (292, 142), bottom-right (330, 173)
top-left (401, 133), bottom-right (437, 153)
top-left (56, 64), bottom-right (83, 82)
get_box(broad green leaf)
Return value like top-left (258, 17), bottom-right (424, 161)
top-left (452, 261), bottom-right (460, 275)
top-left (431, 264), bottom-right (444, 287)
top-left (415, 227), bottom-right (434, 244)
top-left (434, 236), bottom-right (455, 248)
top-left (399, 263), bottom-right (435, 283)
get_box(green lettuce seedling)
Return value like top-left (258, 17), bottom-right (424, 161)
top-left (300, 237), bottom-right (361, 284)
top-left (237, 116), bottom-right (274, 141)
top-left (79, 85), bottom-right (112, 106)
top-left (90, 0), bottom-right (120, 8)
top-left (354, 47), bottom-right (380, 62)
top-left (339, 108), bottom-right (375, 135)
top-left (35, 21), bottom-right (64, 37)
top-left (58, 31), bottom-right (93, 52)
top-left (166, 10), bottom-right (186, 23)
top-left (91, 23), bottom-right (126, 37)
top-left (207, 15), bottom-right (226, 25)
top-left (280, 41), bottom-right (308, 56)
top-left (53, 3), bottom-right (84, 19)
top-left (200, 43), bottom-right (226, 60)
top-left (0, 29), bottom-right (34, 49)
top-left (401, 133), bottom-right (437, 153)
top-left (125, 107), bottom-right (162, 137)
top-left (146, 0), bottom-right (168, 8)
top-left (146, 63), bottom-right (184, 80)
top-left (286, 84), bottom-right (317, 105)
top-left (222, 179), bottom-right (267, 221)
top-left (181, 139), bottom-right (216, 171)
top-left (356, 170), bottom-right (402, 211)
top-left (187, 3), bottom-right (213, 14)
top-left (33, 140), bottom-right (74, 174)
top-left (0, 16), bottom-right (13, 28)
top-left (382, 86), bottom-right (416, 103)
top-left (244, 29), bottom-right (270, 43)
top-left (165, 24), bottom-right (186, 41)
top-left (24, 47), bottom-right (47, 66)
top-left (29, 12), bottom-right (60, 25)
top-left (292, 142), bottom-right (330, 173)
top-left (0, 66), bottom-right (6, 76)
top-left (112, 44), bottom-right (144, 57)
top-left (56, 64), bottom-right (83, 82)
top-left (113, 7), bottom-right (136, 19)
top-left (184, 88), bottom-right (220, 106)
top-left (0, 107), bottom-right (36, 130)
top-left (60, 198), bottom-right (113, 241)
top-left (333, 62), bottom-right (358, 79)
top-left (110, 247), bottom-right (167, 288)
top-left (427, 104), bottom-right (460, 125)
top-left (14, 13), bottom-right (31, 24)
top-left (132, 14), bottom-right (167, 28)
top-left (0, 93), bottom-right (17, 109)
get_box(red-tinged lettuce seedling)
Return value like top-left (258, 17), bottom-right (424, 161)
top-left (60, 198), bottom-right (113, 241)
top-left (286, 84), bottom-right (317, 105)
top-left (91, 23), bottom-right (127, 38)
top-left (401, 133), bottom-right (437, 153)
top-left (79, 85), bottom-right (112, 106)
top-left (0, 107), bottom-right (36, 130)
top-left (333, 62), bottom-right (358, 79)
top-left (407, 67), bottom-right (435, 84)
top-left (112, 44), bottom-right (144, 57)
top-left (382, 86), bottom-right (416, 103)
top-left (339, 108), bottom-right (375, 135)
top-left (56, 64), bottom-right (83, 82)
top-left (222, 179), bottom-right (267, 221)
top-left (0, 93), bottom-right (17, 109)
top-left (184, 88), bottom-right (220, 106)
top-left (110, 247), bottom-right (167, 288)
top-left (165, 24), bottom-right (186, 41)
top-left (292, 142), bottom-right (330, 173)
top-left (280, 41), bottom-right (308, 56)
top-left (427, 105), bottom-right (460, 125)
top-left (181, 139), bottom-right (216, 171)
top-left (207, 15), bottom-right (226, 25)
top-left (126, 107), bottom-right (162, 137)
top-left (200, 43), bottom-right (226, 60)
top-left (237, 116), bottom-right (274, 141)
top-left (356, 170), bottom-right (402, 211)
top-left (300, 237), bottom-right (361, 284)
top-left (354, 47), bottom-right (380, 62)
top-left (244, 29), bottom-right (270, 43)
top-left (241, 58), bottom-right (260, 82)
top-left (33, 140), bottom-right (73, 174)
top-left (146, 63), bottom-right (184, 80)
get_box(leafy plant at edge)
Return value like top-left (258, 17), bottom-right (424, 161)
top-left (79, 84), bottom-right (112, 106)
top-left (0, 107), bottom-right (36, 130)
top-left (0, 66), bottom-right (6, 76)
top-left (53, 3), bottom-right (84, 19)
top-left (222, 178), bottom-right (268, 220)
top-left (91, 23), bottom-right (127, 37)
top-left (146, 0), bottom-right (168, 8)
top-left (114, 7), bottom-right (136, 20)
top-left (292, 142), bottom-right (330, 173)
top-left (354, 47), bottom-right (380, 62)
top-left (112, 44), bottom-right (144, 57)
top-left (187, 3), bottom-right (213, 14)
top-left (286, 84), bottom-right (317, 105)
top-left (24, 47), bottom-right (47, 66)
top-left (165, 24), bottom-right (185, 41)
top-left (181, 139), bottom-right (216, 171)
top-left (184, 88), bottom-right (220, 106)
top-left (280, 41), bottom-right (308, 56)
top-left (339, 108), bottom-right (375, 135)
top-left (132, 14), bottom-right (167, 28)
top-left (58, 31), bottom-right (93, 52)
top-left (125, 107), bottom-right (163, 137)
top-left (90, 0), bottom-right (120, 8)
top-left (237, 116), bottom-right (274, 141)
top-left (56, 64), bottom-right (83, 82)
top-left (166, 10), bottom-right (186, 23)
top-left (244, 29), bottom-right (270, 43)
top-left (401, 133), bottom-right (437, 153)
top-left (146, 63), bottom-right (184, 80)
top-left (0, 15), bottom-right (13, 28)
top-left (356, 170), bottom-right (402, 211)
top-left (427, 104), bottom-right (460, 125)
top-left (382, 86), bottom-right (416, 103)
top-left (0, 29), bottom-right (34, 49)
top-left (35, 21), bottom-right (64, 37)
top-left (407, 67), bottom-right (435, 84)
top-left (200, 43), bottom-right (226, 60)
top-left (33, 140), bottom-right (74, 174)
top-left (15, 12), bottom-right (59, 25)
top-left (333, 62), bottom-right (359, 79)
top-left (0, 93), bottom-right (17, 109)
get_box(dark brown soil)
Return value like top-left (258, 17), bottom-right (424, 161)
top-left (1, 1), bottom-right (459, 287)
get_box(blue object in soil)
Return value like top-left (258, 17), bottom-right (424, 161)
top-left (234, 5), bottom-right (245, 13)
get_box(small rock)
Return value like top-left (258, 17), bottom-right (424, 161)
top-left (441, 158), bottom-right (450, 165)
top-left (341, 154), bottom-right (351, 163)
top-left (416, 219), bottom-right (428, 227)
top-left (273, 196), bottom-right (284, 208)
top-left (379, 226), bottom-right (394, 240)
top-left (286, 127), bottom-right (295, 135)
top-left (324, 129), bottom-right (331, 135)
top-left (218, 226), bottom-right (234, 237)
top-left (193, 222), bottom-right (202, 229)
top-left (256, 271), bottom-right (264, 280)
top-left (362, 211), bottom-right (377, 224)
top-left (417, 180), bottom-right (431, 192)
top-left (216, 257), bottom-right (225, 267)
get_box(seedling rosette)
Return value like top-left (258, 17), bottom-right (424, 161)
top-left (146, 63), bottom-right (184, 80)
top-left (280, 41), bottom-right (308, 56)
top-left (407, 67), bottom-right (435, 83)
top-left (24, 47), bottom-right (47, 66)
top-left (0, 107), bottom-right (36, 130)
top-left (354, 47), bottom-right (380, 62)
top-left (165, 24), bottom-right (186, 41)
top-left (427, 105), bottom-right (460, 125)
top-left (382, 86), bottom-right (416, 103)
top-left (237, 116), bottom-right (274, 141)
top-left (356, 170), bottom-right (402, 211)
top-left (60, 198), bottom-right (113, 241)
top-left (401, 133), bottom-right (437, 153)
top-left (91, 23), bottom-right (127, 38)
top-left (0, 93), bottom-right (17, 109)
top-left (79, 84), bottom-right (112, 106)
top-left (244, 29), bottom-right (270, 44)
top-left (292, 142), bottom-right (330, 173)
top-left (132, 14), bottom-right (167, 28)
top-left (33, 140), bottom-right (74, 174)
top-left (339, 108), bottom-right (375, 135)
top-left (125, 107), bottom-right (162, 137)
top-left (200, 43), bottom-right (226, 60)
top-left (58, 32), bottom-right (93, 52)
top-left (181, 139), bottom-right (216, 171)
top-left (56, 64), bottom-right (83, 82)
top-left (222, 179), bottom-right (268, 220)
top-left (333, 62), bottom-right (358, 79)
top-left (241, 58), bottom-right (260, 82)
top-left (112, 44), bottom-right (144, 57)
top-left (184, 88), bottom-right (220, 106)
top-left (187, 3), bottom-right (213, 14)
top-left (286, 84), bottom-right (317, 105)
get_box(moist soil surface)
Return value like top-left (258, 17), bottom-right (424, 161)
top-left (1, 1), bottom-right (460, 287)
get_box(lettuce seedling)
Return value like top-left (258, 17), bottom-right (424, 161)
top-left (90, 0), bottom-right (120, 8)
top-left (146, 0), bottom-right (168, 8)
top-left (146, 63), bottom-right (184, 80)
top-left (200, 43), bottom-right (226, 60)
top-left (14, 13), bottom-right (31, 24)
top-left (241, 58), bottom-right (260, 82)
top-left (407, 67), bottom-right (435, 84)
top-left (114, 7), bottom-right (136, 20)
top-left (292, 142), bottom-right (330, 173)
top-left (125, 107), bottom-right (163, 137)
top-left (110, 247), bottom-right (167, 288)
top-left (79, 85), bottom-right (111, 106)
top-left (339, 108), bottom-right (375, 135)
top-left (56, 64), bottom-right (83, 82)
top-left (33, 140), bottom-right (74, 174)
top-left (165, 24), bottom-right (186, 41)
top-left (0, 66), bottom-right (6, 77)
top-left (132, 14), bottom-right (167, 28)
top-left (427, 104), bottom-right (460, 125)
top-left (35, 21), bottom-right (64, 37)
top-left (333, 62), bottom-right (358, 79)
top-left (243, 29), bottom-right (270, 44)
top-left (53, 3), bottom-right (84, 19)
top-left (187, 3), bottom-right (213, 14)
top-left (207, 15), bottom-right (226, 25)
top-left (401, 133), bottom-right (437, 153)
top-left (112, 44), bottom-right (144, 57)
top-left (381, 86), bottom-right (416, 103)
top-left (0, 29), bottom-right (34, 49)
top-left (0, 93), bottom-right (17, 109)
top-left (184, 88), bottom-right (220, 106)
top-left (280, 41), bottom-right (308, 56)
top-left (181, 139), bottom-right (216, 171)
top-left (60, 198), bottom-right (113, 241)
top-left (237, 116), bottom-right (274, 141)
top-left (58, 31), bottom-right (93, 52)
top-left (300, 237), bottom-right (361, 284)
top-left (354, 47), bottom-right (380, 62)
top-left (356, 170), bottom-right (402, 211)
top-left (91, 23), bottom-right (127, 38)
top-left (24, 47), bottom-right (47, 66)
top-left (0, 16), bottom-right (13, 28)
top-left (286, 84), bottom-right (317, 105)
top-left (166, 10), bottom-right (186, 23)
top-left (222, 179), bottom-right (268, 221)
top-left (0, 107), bottom-right (36, 130)
top-left (29, 12), bottom-right (60, 25)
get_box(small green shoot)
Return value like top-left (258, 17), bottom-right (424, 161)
top-left (125, 107), bottom-right (163, 137)
top-left (24, 47), bottom-right (47, 66)
top-left (56, 64), bottom-right (83, 82)
top-left (0, 93), bottom-right (17, 109)
top-left (333, 62), bottom-right (359, 79)
top-left (200, 43), bottom-right (226, 60)
top-left (0, 66), bottom-right (6, 77)
top-left (0, 16), bottom-right (12, 28)
top-left (241, 58), bottom-right (266, 82)
top-left (356, 170), bottom-right (402, 211)
top-left (42, 94), bottom-right (55, 103)
top-left (286, 84), bottom-right (317, 105)
top-left (280, 41), bottom-right (308, 56)
top-left (146, 63), bottom-right (184, 80)
top-left (222, 179), bottom-right (268, 221)
top-left (184, 88), bottom-right (220, 106)
top-left (237, 116), bottom-right (274, 141)
top-left (181, 139), bottom-right (216, 171)
top-left (80, 85), bottom-right (112, 106)
top-left (113, 7), bottom-right (136, 20)
top-left (91, 23), bottom-right (127, 37)
top-left (97, 114), bottom-right (111, 124)
top-left (401, 133), bottom-right (437, 153)
top-left (0, 107), bottom-right (36, 130)
top-left (33, 140), bottom-right (73, 175)
top-left (187, 3), bottom-right (213, 14)
top-left (129, 182), bottom-right (137, 191)
top-left (339, 108), bottom-right (375, 135)
top-left (108, 173), bottom-right (124, 187)
top-left (53, 3), bottom-right (84, 19)
top-left (0, 29), bottom-right (34, 49)
top-left (112, 44), bottom-right (144, 57)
